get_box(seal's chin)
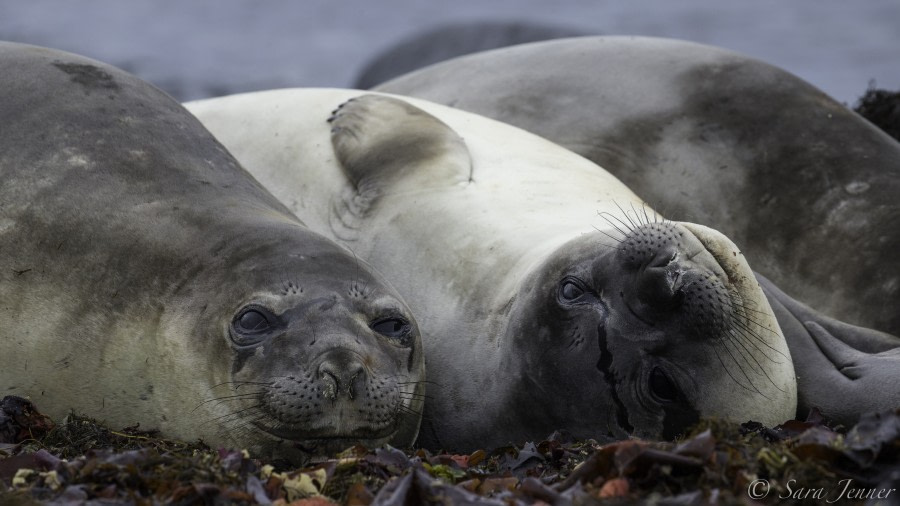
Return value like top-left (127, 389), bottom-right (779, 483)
top-left (253, 420), bottom-right (398, 452)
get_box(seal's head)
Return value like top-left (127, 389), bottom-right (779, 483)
top-left (171, 227), bottom-right (426, 459)
top-left (501, 214), bottom-right (795, 443)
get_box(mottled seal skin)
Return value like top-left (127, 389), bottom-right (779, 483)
top-left (353, 20), bottom-right (590, 89)
top-left (187, 89), bottom-right (796, 451)
top-left (0, 43), bottom-right (425, 460)
top-left (375, 36), bottom-right (900, 337)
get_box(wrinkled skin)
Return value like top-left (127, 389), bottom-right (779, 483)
top-left (486, 224), bottom-right (790, 447)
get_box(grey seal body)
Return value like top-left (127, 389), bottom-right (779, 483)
top-left (187, 89), bottom-right (796, 451)
top-left (353, 21), bottom-right (590, 89)
top-left (0, 43), bottom-right (425, 459)
top-left (375, 36), bottom-right (900, 425)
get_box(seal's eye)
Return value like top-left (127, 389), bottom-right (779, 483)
top-left (559, 279), bottom-right (586, 302)
top-left (371, 317), bottom-right (410, 339)
top-left (233, 306), bottom-right (277, 334)
top-left (230, 306), bottom-right (278, 347)
top-left (649, 367), bottom-right (679, 403)
top-left (238, 310), bottom-right (269, 332)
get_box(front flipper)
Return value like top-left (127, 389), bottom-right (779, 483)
top-left (326, 95), bottom-right (472, 240)
top-left (329, 94), bottom-right (472, 201)
top-left (757, 273), bottom-right (900, 426)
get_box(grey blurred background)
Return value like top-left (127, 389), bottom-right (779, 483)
top-left (1, 0), bottom-right (897, 104)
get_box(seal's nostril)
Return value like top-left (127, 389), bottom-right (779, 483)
top-left (636, 265), bottom-right (683, 312)
top-left (320, 369), bottom-right (338, 400)
top-left (318, 355), bottom-right (367, 400)
top-left (346, 363), bottom-right (365, 399)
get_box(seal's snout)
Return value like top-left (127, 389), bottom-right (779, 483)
top-left (617, 223), bottom-right (684, 316)
top-left (616, 221), bottom-right (736, 336)
top-left (317, 351), bottom-right (366, 400)
top-left (261, 345), bottom-right (401, 440)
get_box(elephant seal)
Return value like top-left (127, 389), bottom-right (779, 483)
top-left (375, 36), bottom-right (900, 337)
top-left (187, 89), bottom-right (796, 451)
top-left (0, 43), bottom-right (425, 460)
top-left (353, 21), bottom-right (590, 89)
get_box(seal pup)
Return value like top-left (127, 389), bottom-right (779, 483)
top-left (187, 89), bottom-right (796, 451)
top-left (0, 43), bottom-right (425, 460)
top-left (375, 36), bottom-right (900, 336)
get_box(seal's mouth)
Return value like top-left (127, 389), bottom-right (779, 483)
top-left (253, 420), bottom-right (398, 447)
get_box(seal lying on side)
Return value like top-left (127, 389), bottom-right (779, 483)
top-left (0, 43), bottom-right (425, 460)
top-left (375, 36), bottom-right (900, 337)
top-left (187, 89), bottom-right (796, 451)
top-left (373, 37), bottom-right (900, 425)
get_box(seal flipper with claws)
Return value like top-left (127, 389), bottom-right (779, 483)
top-left (758, 275), bottom-right (900, 426)
top-left (329, 95), bottom-right (472, 192)
top-left (327, 96), bottom-right (472, 241)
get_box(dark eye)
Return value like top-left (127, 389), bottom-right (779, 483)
top-left (649, 367), bottom-right (679, 403)
top-left (559, 279), bottom-right (586, 302)
top-left (230, 307), bottom-right (277, 347)
top-left (371, 317), bottom-right (410, 339)
top-left (237, 309), bottom-right (269, 332)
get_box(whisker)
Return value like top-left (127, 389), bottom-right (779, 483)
top-left (724, 329), bottom-right (784, 392)
top-left (728, 322), bottom-right (784, 364)
top-left (397, 393), bottom-right (432, 401)
top-left (615, 201), bottom-right (640, 231)
top-left (729, 310), bottom-right (789, 358)
top-left (221, 412), bottom-right (270, 436)
top-left (640, 202), bottom-right (653, 226)
top-left (708, 344), bottom-right (752, 394)
top-left (732, 299), bottom-right (781, 319)
top-left (729, 317), bottom-right (787, 361)
top-left (207, 380), bottom-right (271, 390)
top-left (203, 404), bottom-right (265, 427)
top-left (193, 391), bottom-right (267, 412)
top-left (716, 338), bottom-right (770, 400)
top-left (629, 202), bottom-right (646, 227)
top-left (598, 211), bottom-right (634, 236)
top-left (713, 338), bottom-right (755, 392)
top-left (592, 225), bottom-right (626, 248)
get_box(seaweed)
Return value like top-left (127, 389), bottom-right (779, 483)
top-left (1, 396), bottom-right (898, 505)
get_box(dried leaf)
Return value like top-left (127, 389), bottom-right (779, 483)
top-left (345, 481), bottom-right (373, 506)
top-left (844, 408), bottom-right (900, 467)
top-left (282, 468), bottom-right (328, 502)
top-left (674, 429), bottom-right (716, 461)
top-left (476, 476), bottom-right (518, 495)
top-left (467, 449), bottom-right (487, 467)
top-left (598, 477), bottom-right (629, 498)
